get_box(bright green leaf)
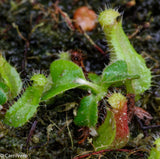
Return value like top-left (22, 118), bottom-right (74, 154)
top-left (101, 60), bottom-right (139, 87)
top-left (0, 54), bottom-right (22, 99)
top-left (88, 73), bottom-right (101, 85)
top-left (0, 82), bottom-right (9, 105)
top-left (42, 83), bottom-right (82, 101)
top-left (0, 89), bottom-right (7, 105)
top-left (50, 59), bottom-right (85, 86)
top-left (74, 94), bottom-right (98, 127)
top-left (93, 110), bottom-right (116, 151)
top-left (42, 59), bottom-right (86, 101)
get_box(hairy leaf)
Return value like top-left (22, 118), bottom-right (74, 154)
top-left (99, 9), bottom-right (151, 95)
top-left (4, 74), bottom-right (47, 127)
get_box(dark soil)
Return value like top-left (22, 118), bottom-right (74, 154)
top-left (0, 0), bottom-right (160, 159)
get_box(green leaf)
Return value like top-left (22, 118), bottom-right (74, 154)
top-left (0, 54), bottom-right (22, 99)
top-left (4, 74), bottom-right (47, 127)
top-left (101, 60), bottom-right (139, 87)
top-left (0, 82), bottom-right (9, 92)
top-left (88, 73), bottom-right (101, 85)
top-left (93, 110), bottom-right (116, 151)
top-left (148, 138), bottom-right (160, 159)
top-left (42, 59), bottom-right (86, 101)
top-left (74, 94), bottom-right (98, 127)
top-left (0, 82), bottom-right (9, 105)
top-left (0, 89), bottom-right (7, 105)
top-left (50, 59), bottom-right (85, 86)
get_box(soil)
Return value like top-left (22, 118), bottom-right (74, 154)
top-left (0, 0), bottom-right (160, 159)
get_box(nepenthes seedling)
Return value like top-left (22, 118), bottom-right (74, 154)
top-left (1, 52), bottom-right (138, 130)
top-left (0, 6), bottom-right (153, 152)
